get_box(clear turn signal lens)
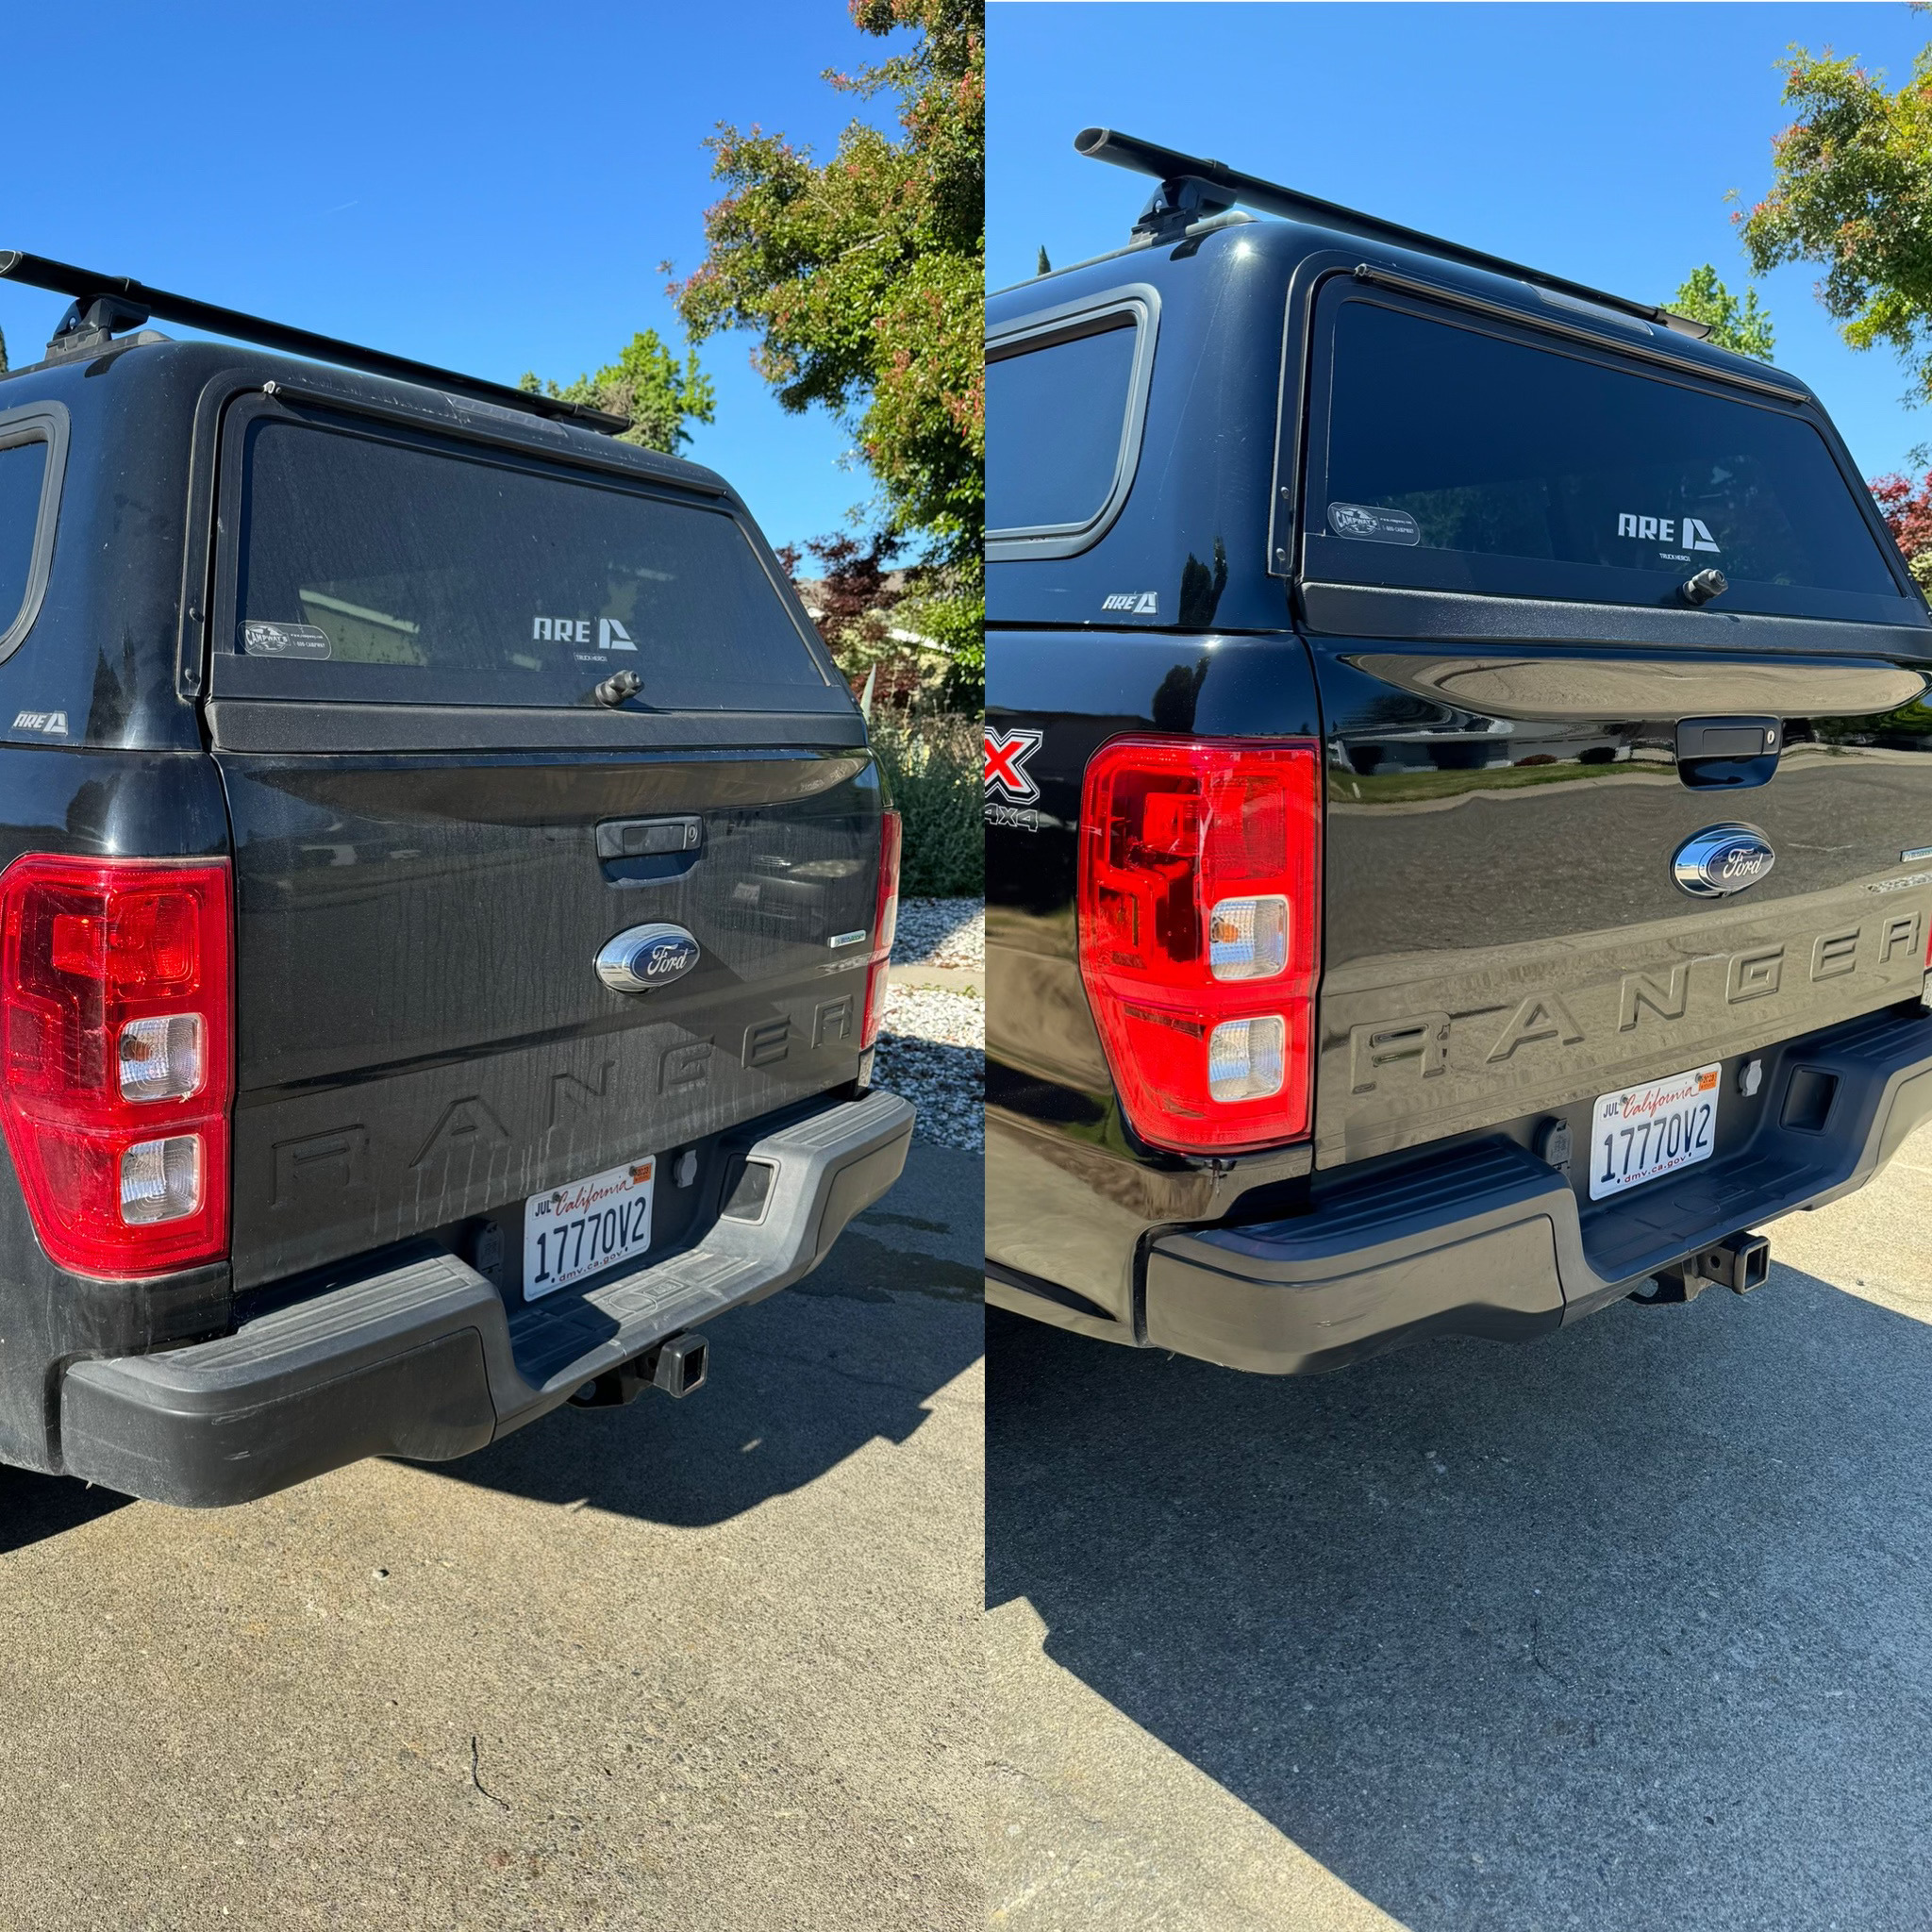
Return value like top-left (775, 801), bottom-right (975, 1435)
top-left (117, 1014), bottom-right (207, 1102)
top-left (1208, 895), bottom-right (1289, 980)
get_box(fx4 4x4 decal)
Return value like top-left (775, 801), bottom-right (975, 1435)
top-left (985, 727), bottom-right (1043, 803)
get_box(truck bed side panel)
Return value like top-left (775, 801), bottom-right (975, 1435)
top-left (985, 627), bottom-right (1322, 1320)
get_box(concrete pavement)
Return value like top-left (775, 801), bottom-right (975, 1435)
top-left (0, 1140), bottom-right (983, 1932)
top-left (990, 1120), bottom-right (1932, 1931)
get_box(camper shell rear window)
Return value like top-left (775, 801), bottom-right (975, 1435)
top-left (1305, 289), bottom-right (1911, 625)
top-left (220, 406), bottom-right (840, 711)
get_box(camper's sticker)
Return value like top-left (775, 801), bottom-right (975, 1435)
top-left (242, 623), bottom-right (332, 659)
top-left (1327, 503), bottom-right (1421, 545)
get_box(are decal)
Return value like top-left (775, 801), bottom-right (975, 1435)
top-left (1618, 511), bottom-right (1721, 553)
top-left (532, 617), bottom-right (637, 650)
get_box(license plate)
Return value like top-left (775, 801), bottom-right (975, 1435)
top-left (524, 1155), bottom-right (656, 1300)
top-left (1589, 1062), bottom-right (1721, 1201)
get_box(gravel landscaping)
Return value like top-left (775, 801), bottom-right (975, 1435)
top-left (874, 955), bottom-right (984, 1154)
top-left (892, 897), bottom-right (985, 971)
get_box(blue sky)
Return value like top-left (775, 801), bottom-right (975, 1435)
top-left (0, 1), bottom-right (905, 555)
top-left (991, 2), bottom-right (1932, 485)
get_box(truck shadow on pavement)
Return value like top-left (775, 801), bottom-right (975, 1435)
top-left (0, 1468), bottom-right (130, 1554)
top-left (990, 1267), bottom-right (1932, 1932)
top-left (428, 1141), bottom-right (983, 1529)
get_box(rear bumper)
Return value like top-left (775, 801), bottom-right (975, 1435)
top-left (58, 1091), bottom-right (914, 1507)
top-left (1141, 1005), bottom-right (1932, 1374)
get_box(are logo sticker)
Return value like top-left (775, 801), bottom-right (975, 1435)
top-left (1618, 511), bottom-right (1721, 553)
top-left (1101, 591), bottom-right (1159, 615)
top-left (532, 617), bottom-right (637, 649)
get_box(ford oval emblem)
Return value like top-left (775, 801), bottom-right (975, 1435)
top-left (595, 923), bottom-right (700, 992)
top-left (1672, 823), bottom-right (1775, 898)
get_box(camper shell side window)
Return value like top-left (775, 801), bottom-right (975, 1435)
top-left (987, 287), bottom-right (1159, 561)
top-left (0, 404), bottom-right (68, 664)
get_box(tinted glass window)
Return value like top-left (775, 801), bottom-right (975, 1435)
top-left (234, 419), bottom-right (831, 708)
top-left (1316, 300), bottom-right (1900, 608)
top-left (0, 438), bottom-right (49, 638)
top-left (988, 318), bottom-right (1138, 532)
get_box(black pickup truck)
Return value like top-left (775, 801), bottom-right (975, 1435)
top-left (0, 255), bottom-right (910, 1505)
top-left (984, 131), bottom-right (1932, 1374)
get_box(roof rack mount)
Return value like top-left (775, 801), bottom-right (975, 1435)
top-left (1072, 128), bottom-right (1714, 343)
top-left (0, 250), bottom-right (631, 435)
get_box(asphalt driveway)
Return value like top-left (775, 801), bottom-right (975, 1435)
top-left (0, 1139), bottom-right (983, 1932)
top-left (990, 1120), bottom-right (1932, 1932)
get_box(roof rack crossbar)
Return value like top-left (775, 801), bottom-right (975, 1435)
top-left (0, 250), bottom-right (632, 434)
top-left (1072, 128), bottom-right (1714, 343)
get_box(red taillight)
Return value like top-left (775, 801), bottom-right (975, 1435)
top-left (860, 810), bottom-right (903, 1053)
top-left (0, 856), bottom-right (233, 1276)
top-left (1077, 738), bottom-right (1322, 1154)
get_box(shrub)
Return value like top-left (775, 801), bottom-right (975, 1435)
top-left (869, 708), bottom-right (983, 897)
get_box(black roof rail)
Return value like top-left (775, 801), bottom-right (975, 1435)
top-left (0, 250), bottom-right (632, 435)
top-left (1073, 128), bottom-right (1714, 342)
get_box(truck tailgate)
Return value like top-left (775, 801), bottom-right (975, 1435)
top-left (1310, 643), bottom-right (1932, 1169)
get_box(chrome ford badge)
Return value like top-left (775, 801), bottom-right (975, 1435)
top-left (1673, 824), bottom-right (1775, 898)
top-left (595, 923), bottom-right (700, 992)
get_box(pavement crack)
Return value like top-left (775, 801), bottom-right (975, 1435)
top-left (470, 1734), bottom-right (509, 1809)
top-left (1529, 1611), bottom-right (1563, 1683)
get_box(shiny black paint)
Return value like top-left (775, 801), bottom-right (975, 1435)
top-left (987, 220), bottom-right (1919, 643)
top-left (987, 206), bottom-right (1932, 1356)
top-left (985, 630), bottom-right (1321, 1320)
top-left (988, 226), bottom-right (1294, 635)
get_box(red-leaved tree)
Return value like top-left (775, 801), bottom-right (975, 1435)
top-left (1871, 471), bottom-right (1932, 590)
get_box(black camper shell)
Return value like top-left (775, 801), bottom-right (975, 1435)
top-left (0, 325), bottom-right (910, 1504)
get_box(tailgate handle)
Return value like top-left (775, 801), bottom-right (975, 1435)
top-left (596, 816), bottom-right (703, 859)
top-left (1675, 715), bottom-right (1780, 790)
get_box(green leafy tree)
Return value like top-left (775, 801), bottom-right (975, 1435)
top-left (1669, 264), bottom-right (1776, 360)
top-left (0, 325), bottom-right (8, 374)
top-left (672, 0), bottom-right (984, 707)
top-left (1740, 42), bottom-right (1932, 397)
top-left (519, 329), bottom-right (714, 453)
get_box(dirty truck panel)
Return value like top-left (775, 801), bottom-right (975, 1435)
top-left (0, 266), bottom-right (910, 1505)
